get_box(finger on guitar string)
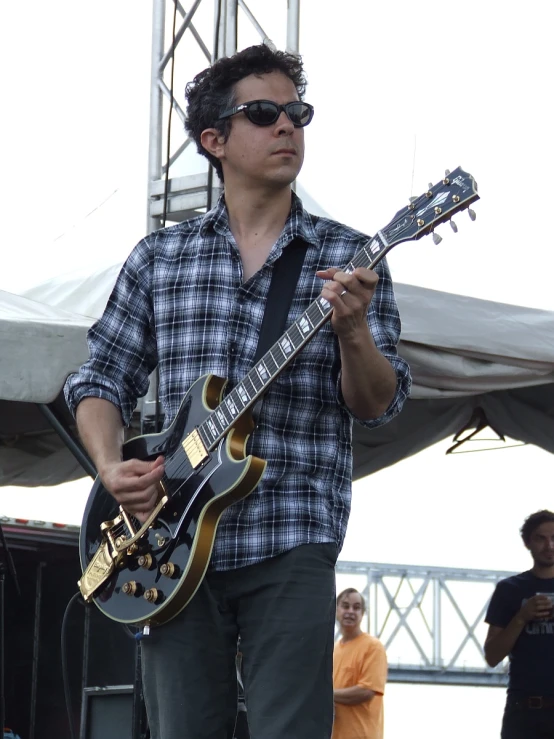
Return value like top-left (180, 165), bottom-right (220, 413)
top-left (102, 456), bottom-right (165, 495)
top-left (97, 455), bottom-right (165, 524)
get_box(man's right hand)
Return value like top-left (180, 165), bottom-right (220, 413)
top-left (99, 456), bottom-right (166, 523)
top-left (518, 594), bottom-right (553, 623)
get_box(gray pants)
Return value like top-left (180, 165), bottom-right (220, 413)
top-left (141, 542), bottom-right (337, 739)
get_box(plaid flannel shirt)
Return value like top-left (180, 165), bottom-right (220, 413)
top-left (65, 193), bottom-right (411, 570)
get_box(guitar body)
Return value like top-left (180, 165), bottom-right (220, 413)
top-left (79, 374), bottom-right (266, 626)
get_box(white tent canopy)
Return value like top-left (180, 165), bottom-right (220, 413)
top-left (1, 266), bottom-right (553, 487)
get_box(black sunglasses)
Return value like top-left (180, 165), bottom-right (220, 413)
top-left (218, 99), bottom-right (314, 128)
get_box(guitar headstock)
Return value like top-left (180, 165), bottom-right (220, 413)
top-left (381, 167), bottom-right (479, 247)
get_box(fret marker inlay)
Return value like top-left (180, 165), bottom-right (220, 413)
top-left (257, 363), bottom-right (269, 381)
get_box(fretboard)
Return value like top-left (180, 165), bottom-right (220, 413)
top-left (196, 230), bottom-right (392, 451)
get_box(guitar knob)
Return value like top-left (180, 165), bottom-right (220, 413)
top-left (122, 581), bottom-right (140, 597)
top-left (432, 232), bottom-right (443, 245)
top-left (450, 220), bottom-right (458, 233)
top-left (160, 562), bottom-right (178, 578)
top-left (144, 588), bottom-right (161, 603)
top-left (138, 554), bottom-right (153, 569)
top-left (468, 208), bottom-right (476, 221)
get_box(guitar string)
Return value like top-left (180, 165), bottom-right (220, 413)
top-left (112, 182), bottom-right (473, 571)
top-left (108, 184), bottom-right (463, 551)
top-left (118, 207), bottom-right (420, 525)
top-left (145, 227), bottom-right (402, 487)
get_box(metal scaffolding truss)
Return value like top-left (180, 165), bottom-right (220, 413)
top-left (147, 0), bottom-right (300, 234)
top-left (336, 561), bottom-right (513, 686)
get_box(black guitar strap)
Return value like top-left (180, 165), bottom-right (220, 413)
top-left (252, 236), bottom-right (309, 364)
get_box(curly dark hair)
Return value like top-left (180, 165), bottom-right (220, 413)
top-left (336, 588), bottom-right (366, 614)
top-left (520, 510), bottom-right (554, 546)
top-left (184, 44), bottom-right (307, 182)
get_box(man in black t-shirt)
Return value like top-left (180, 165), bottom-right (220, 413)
top-left (485, 510), bottom-right (554, 739)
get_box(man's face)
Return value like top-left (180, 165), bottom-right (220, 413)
top-left (527, 521), bottom-right (554, 567)
top-left (218, 71), bottom-right (305, 187)
top-left (336, 591), bottom-right (365, 630)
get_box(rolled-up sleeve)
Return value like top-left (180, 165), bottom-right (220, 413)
top-left (64, 240), bottom-right (158, 425)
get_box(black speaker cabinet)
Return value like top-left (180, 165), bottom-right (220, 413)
top-left (79, 685), bottom-right (134, 739)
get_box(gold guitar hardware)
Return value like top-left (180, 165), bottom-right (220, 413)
top-left (160, 562), bottom-right (177, 578)
top-left (138, 554), bottom-right (153, 569)
top-left (182, 429), bottom-right (208, 467)
top-left (155, 534), bottom-right (167, 547)
top-left (78, 540), bottom-right (118, 601)
top-left (122, 581), bottom-right (140, 596)
top-left (144, 588), bottom-right (161, 603)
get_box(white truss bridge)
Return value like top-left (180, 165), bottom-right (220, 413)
top-left (336, 560), bottom-right (511, 686)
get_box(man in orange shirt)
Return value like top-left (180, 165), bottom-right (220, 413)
top-left (332, 588), bottom-right (387, 739)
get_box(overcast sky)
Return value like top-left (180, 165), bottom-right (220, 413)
top-left (1, 1), bottom-right (553, 737)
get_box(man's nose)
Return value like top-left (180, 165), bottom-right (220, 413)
top-left (275, 111), bottom-right (294, 134)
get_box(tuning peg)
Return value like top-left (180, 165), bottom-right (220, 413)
top-left (450, 220), bottom-right (458, 233)
top-left (409, 196), bottom-right (418, 203)
top-left (468, 208), bottom-right (476, 221)
top-left (445, 169), bottom-right (451, 176)
top-left (428, 182), bottom-right (433, 189)
top-left (432, 232), bottom-right (443, 245)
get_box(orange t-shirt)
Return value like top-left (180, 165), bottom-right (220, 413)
top-left (332, 633), bottom-right (387, 739)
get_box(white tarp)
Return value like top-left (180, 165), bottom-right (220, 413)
top-left (1, 264), bottom-right (553, 486)
top-left (0, 289), bottom-right (92, 403)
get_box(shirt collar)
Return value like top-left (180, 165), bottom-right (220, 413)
top-left (199, 190), bottom-right (320, 248)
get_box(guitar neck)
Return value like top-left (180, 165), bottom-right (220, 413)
top-left (195, 164), bottom-right (479, 451)
top-left (197, 231), bottom-right (393, 451)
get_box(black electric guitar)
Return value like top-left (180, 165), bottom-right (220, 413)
top-left (79, 167), bottom-right (479, 626)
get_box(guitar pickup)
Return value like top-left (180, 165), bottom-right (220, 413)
top-left (182, 429), bottom-right (208, 468)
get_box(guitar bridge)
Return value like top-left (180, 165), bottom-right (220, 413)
top-left (79, 496), bottom-right (170, 601)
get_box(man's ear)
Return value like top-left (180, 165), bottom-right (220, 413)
top-left (200, 128), bottom-right (226, 163)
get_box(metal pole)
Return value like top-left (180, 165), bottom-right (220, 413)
top-left (132, 642), bottom-right (145, 739)
top-left (433, 579), bottom-right (442, 668)
top-left (0, 524), bottom-right (20, 737)
top-left (82, 605), bottom-right (91, 703)
top-left (29, 562), bottom-right (44, 739)
top-left (286, 0), bottom-right (300, 53)
top-left (37, 404), bottom-right (96, 479)
top-left (147, 0), bottom-right (167, 235)
top-left (0, 565), bottom-right (4, 737)
top-left (222, 0), bottom-right (238, 58)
